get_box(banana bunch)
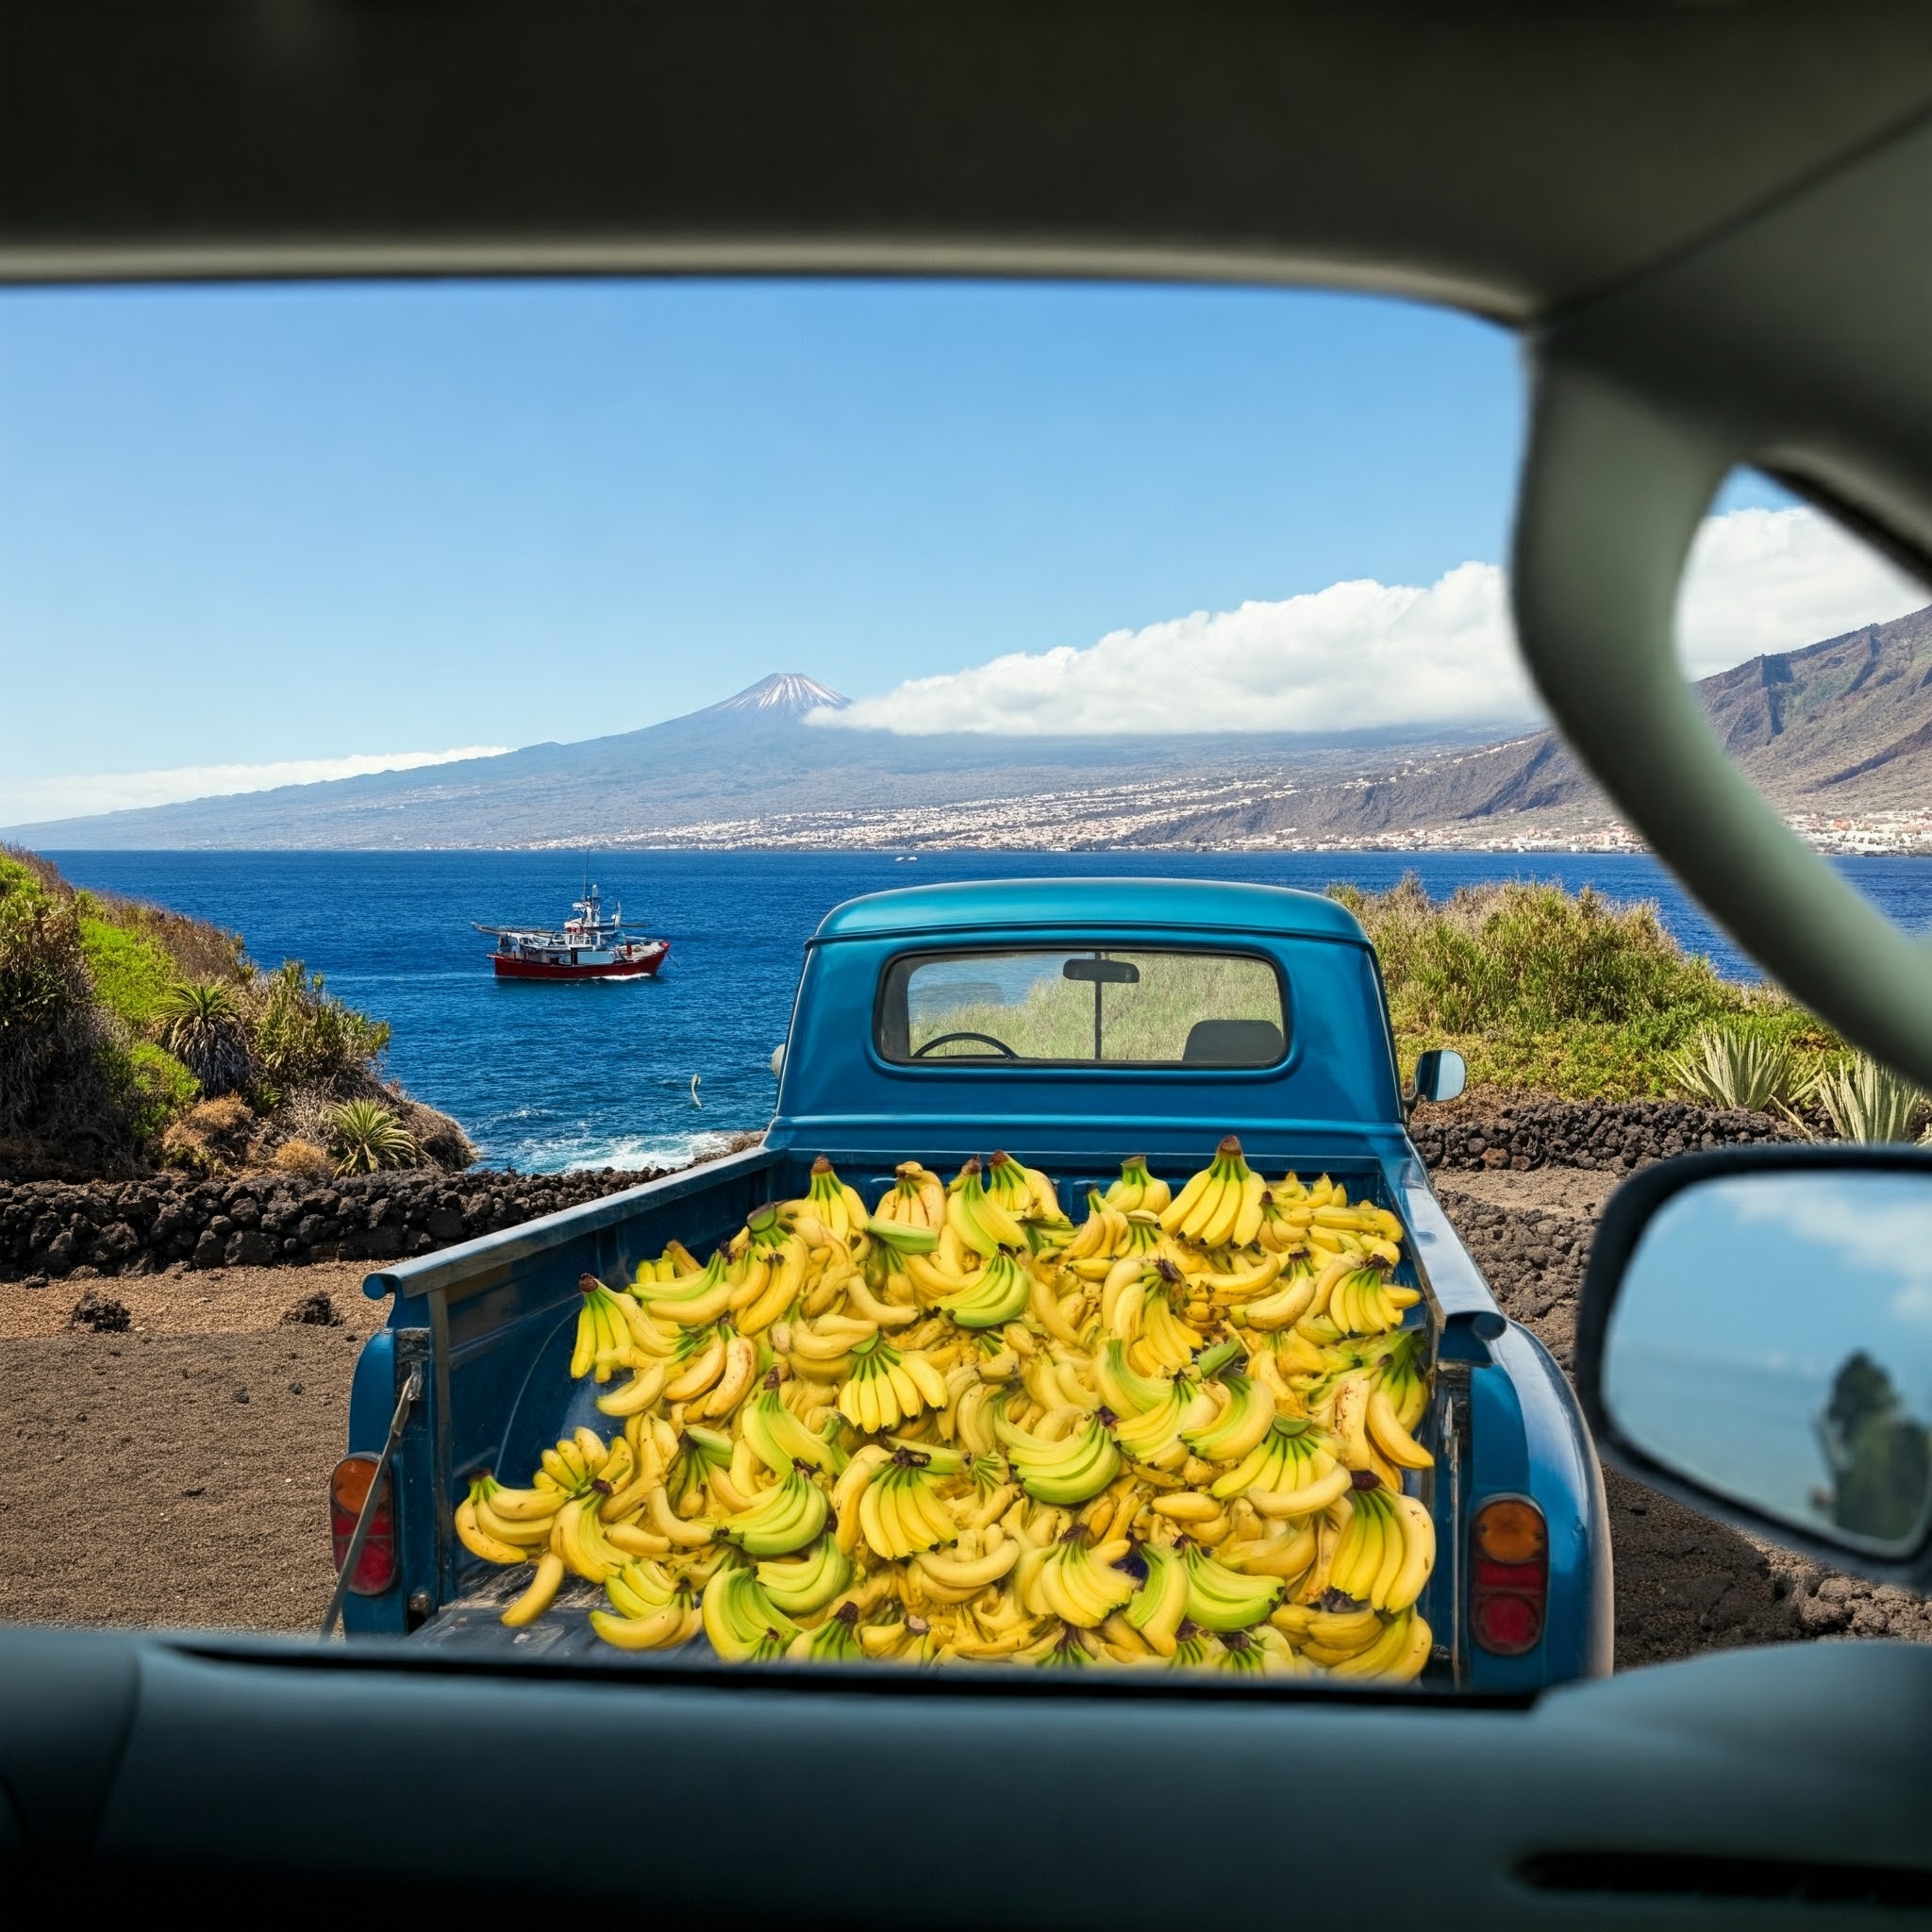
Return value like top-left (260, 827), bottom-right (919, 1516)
top-left (1160, 1136), bottom-right (1265, 1247)
top-left (874, 1160), bottom-right (948, 1231)
top-left (1101, 1154), bottom-right (1173, 1216)
top-left (452, 1146), bottom-right (1439, 1685)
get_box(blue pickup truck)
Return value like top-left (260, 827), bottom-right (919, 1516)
top-left (335, 877), bottom-right (1612, 1689)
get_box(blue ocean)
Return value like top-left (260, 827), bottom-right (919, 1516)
top-left (42, 850), bottom-right (1932, 1173)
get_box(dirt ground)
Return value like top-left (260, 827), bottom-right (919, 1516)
top-left (0, 1211), bottom-right (1924, 1658)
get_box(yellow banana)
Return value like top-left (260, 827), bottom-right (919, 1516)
top-left (501, 1549), bottom-right (565, 1627)
top-left (456, 1492), bottom-right (527, 1566)
top-left (1384, 1492), bottom-right (1437, 1612)
top-left (1367, 1386), bottom-right (1433, 1470)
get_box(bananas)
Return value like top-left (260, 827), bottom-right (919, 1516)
top-left (723, 1468), bottom-right (829, 1557)
top-left (837, 1337), bottom-right (949, 1433)
top-left (936, 1250), bottom-right (1034, 1329)
top-left (998, 1411), bottom-right (1122, 1506)
top-left (454, 1146), bottom-right (1437, 1682)
top-left (1102, 1154), bottom-right (1173, 1217)
top-left (1158, 1135), bottom-right (1263, 1247)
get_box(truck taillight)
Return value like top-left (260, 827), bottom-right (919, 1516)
top-left (330, 1455), bottom-right (397, 1596)
top-left (1471, 1496), bottom-right (1546, 1656)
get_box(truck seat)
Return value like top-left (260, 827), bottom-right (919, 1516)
top-left (1182, 1018), bottom-right (1286, 1064)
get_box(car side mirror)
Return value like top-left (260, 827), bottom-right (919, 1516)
top-left (1577, 1145), bottom-right (1932, 1590)
top-left (1406, 1047), bottom-right (1466, 1109)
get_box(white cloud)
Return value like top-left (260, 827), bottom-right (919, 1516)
top-left (0, 746), bottom-right (509, 828)
top-left (817, 561), bottom-right (1529, 737)
top-left (812, 507), bottom-right (1926, 738)
top-left (1675, 505), bottom-right (1925, 678)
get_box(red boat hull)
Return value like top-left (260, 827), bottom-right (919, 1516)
top-left (491, 942), bottom-right (669, 981)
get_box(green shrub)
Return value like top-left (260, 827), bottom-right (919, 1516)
top-left (78, 913), bottom-right (181, 1031)
top-left (328, 1097), bottom-right (417, 1174)
top-left (0, 859), bottom-right (117, 1138)
top-left (120, 1041), bottom-right (201, 1140)
top-left (1811, 1056), bottom-right (1930, 1143)
top-left (1331, 874), bottom-right (1840, 1102)
top-left (252, 960), bottom-right (390, 1092)
top-left (156, 978), bottom-right (256, 1095)
top-left (1666, 1024), bottom-right (1816, 1112)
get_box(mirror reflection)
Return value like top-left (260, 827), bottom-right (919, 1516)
top-left (1603, 1170), bottom-right (1932, 1556)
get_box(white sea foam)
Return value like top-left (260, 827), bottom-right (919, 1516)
top-left (517, 1128), bottom-right (743, 1174)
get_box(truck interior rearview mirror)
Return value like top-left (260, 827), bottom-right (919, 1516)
top-left (1062, 957), bottom-right (1141, 985)
top-left (1577, 1147), bottom-right (1932, 1587)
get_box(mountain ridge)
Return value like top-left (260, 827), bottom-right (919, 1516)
top-left (8, 607), bottom-right (1928, 851)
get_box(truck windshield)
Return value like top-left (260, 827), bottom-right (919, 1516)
top-left (877, 948), bottom-right (1288, 1065)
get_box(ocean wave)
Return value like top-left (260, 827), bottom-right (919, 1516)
top-left (512, 1128), bottom-right (745, 1174)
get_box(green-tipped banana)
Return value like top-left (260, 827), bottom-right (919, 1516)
top-left (1182, 1544), bottom-right (1282, 1631)
top-left (947, 1158), bottom-right (1029, 1257)
top-left (741, 1386), bottom-right (848, 1477)
top-left (1182, 1372), bottom-right (1277, 1465)
top-left (1125, 1546), bottom-right (1191, 1656)
top-left (723, 1468), bottom-right (828, 1557)
top-left (756, 1536), bottom-right (854, 1616)
top-left (701, 1564), bottom-right (801, 1662)
top-left (638, 1251), bottom-right (734, 1326)
top-left (1095, 1339), bottom-right (1174, 1419)
top-left (938, 1249), bottom-right (1033, 1329)
top-left (866, 1217), bottom-right (941, 1256)
top-left (790, 1603), bottom-right (865, 1664)
top-left (998, 1411), bottom-right (1121, 1506)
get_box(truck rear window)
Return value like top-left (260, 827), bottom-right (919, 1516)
top-left (876, 948), bottom-right (1288, 1066)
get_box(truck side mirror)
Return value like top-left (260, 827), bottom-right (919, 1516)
top-left (770, 1043), bottom-right (785, 1077)
top-left (1576, 1145), bottom-right (1932, 1591)
top-left (1406, 1047), bottom-right (1465, 1108)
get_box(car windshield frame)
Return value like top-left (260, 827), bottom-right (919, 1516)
top-left (872, 942), bottom-right (1292, 1070)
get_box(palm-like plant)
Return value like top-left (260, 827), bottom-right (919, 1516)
top-left (328, 1098), bottom-right (418, 1175)
top-left (155, 979), bottom-right (254, 1096)
top-left (1665, 1024), bottom-right (1809, 1114)
top-left (1811, 1056), bottom-right (1930, 1143)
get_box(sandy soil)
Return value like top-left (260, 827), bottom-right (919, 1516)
top-left (0, 1190), bottom-right (1923, 1656)
top-left (0, 1259), bottom-right (387, 1342)
top-left (1431, 1164), bottom-right (1620, 1219)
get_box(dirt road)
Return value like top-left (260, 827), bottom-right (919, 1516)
top-left (0, 1212), bottom-right (1924, 1656)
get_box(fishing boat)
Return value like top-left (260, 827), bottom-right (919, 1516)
top-left (474, 883), bottom-right (670, 981)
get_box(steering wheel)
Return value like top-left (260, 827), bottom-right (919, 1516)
top-left (913, 1030), bottom-right (1018, 1058)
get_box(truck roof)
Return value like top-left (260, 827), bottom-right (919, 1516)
top-left (812, 876), bottom-right (1371, 943)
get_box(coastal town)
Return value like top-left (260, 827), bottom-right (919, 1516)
top-left (552, 782), bottom-right (1932, 858)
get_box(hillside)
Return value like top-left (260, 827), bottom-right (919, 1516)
top-left (1118, 601), bottom-right (1932, 850)
top-left (0, 848), bottom-right (470, 1179)
top-left (2, 673), bottom-right (1495, 851)
top-left (8, 606), bottom-right (1929, 852)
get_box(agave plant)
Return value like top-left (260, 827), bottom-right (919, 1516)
top-left (1664, 1024), bottom-right (1808, 1114)
top-left (1810, 1056), bottom-right (1930, 1144)
top-left (327, 1098), bottom-right (419, 1175)
top-left (155, 978), bottom-right (254, 1096)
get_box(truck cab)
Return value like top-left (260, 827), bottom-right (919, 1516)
top-left (342, 877), bottom-right (1611, 1690)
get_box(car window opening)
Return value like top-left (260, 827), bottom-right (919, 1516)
top-left (876, 947), bottom-right (1289, 1067)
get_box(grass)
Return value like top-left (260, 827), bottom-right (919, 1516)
top-left (76, 912), bottom-right (181, 1031)
top-left (1330, 874), bottom-right (1843, 1103)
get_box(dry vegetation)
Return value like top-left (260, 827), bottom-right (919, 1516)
top-left (0, 847), bottom-right (471, 1180)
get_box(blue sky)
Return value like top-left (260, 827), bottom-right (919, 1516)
top-left (1, 278), bottom-right (1913, 823)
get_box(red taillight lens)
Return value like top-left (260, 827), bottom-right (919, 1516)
top-left (1471, 1496), bottom-right (1546, 1656)
top-left (330, 1455), bottom-right (397, 1596)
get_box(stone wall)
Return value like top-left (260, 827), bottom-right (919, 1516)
top-left (1, 1101), bottom-right (1805, 1283)
top-left (1410, 1096), bottom-right (1797, 1174)
top-left (0, 1167), bottom-right (661, 1284)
